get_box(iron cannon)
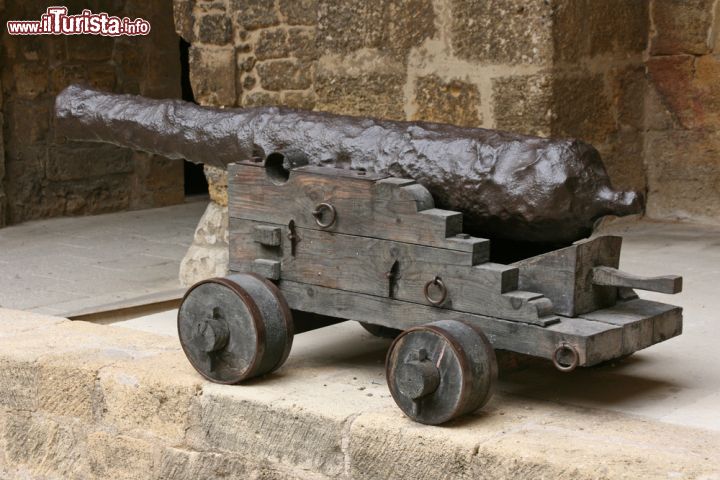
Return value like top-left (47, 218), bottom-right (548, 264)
top-left (54, 86), bottom-right (682, 425)
top-left (55, 85), bottom-right (642, 245)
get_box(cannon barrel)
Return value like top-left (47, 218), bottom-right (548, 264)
top-left (54, 84), bottom-right (641, 244)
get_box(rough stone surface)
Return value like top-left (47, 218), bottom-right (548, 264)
top-left (317, 0), bottom-right (435, 59)
top-left (412, 75), bottom-right (481, 127)
top-left (179, 202), bottom-right (229, 287)
top-left (492, 73), bottom-right (552, 137)
top-left (0, 0), bottom-right (184, 226)
top-left (257, 59), bottom-right (314, 91)
top-left (315, 71), bottom-right (406, 120)
top-left (0, 307), bottom-right (719, 479)
top-left (552, 0), bottom-right (648, 63)
top-left (204, 165), bottom-right (228, 206)
top-left (189, 46), bottom-right (237, 106)
top-left (197, 14), bottom-right (234, 46)
top-left (645, 130), bottom-right (720, 222)
top-left (450, 0), bottom-right (553, 65)
top-left (650, 0), bottom-right (715, 55)
top-left (646, 54), bottom-right (720, 130)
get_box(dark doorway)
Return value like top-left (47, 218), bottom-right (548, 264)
top-left (180, 38), bottom-right (209, 196)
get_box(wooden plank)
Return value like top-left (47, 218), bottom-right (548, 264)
top-left (592, 266), bottom-right (682, 294)
top-left (252, 259), bottom-right (281, 280)
top-left (227, 162), bottom-right (487, 254)
top-left (581, 299), bottom-right (682, 356)
top-left (276, 280), bottom-right (624, 366)
top-left (229, 218), bottom-right (558, 326)
top-left (513, 236), bottom-right (622, 316)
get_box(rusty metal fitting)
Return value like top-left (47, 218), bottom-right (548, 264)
top-left (312, 202), bottom-right (336, 228)
top-left (423, 276), bottom-right (447, 306)
top-left (552, 343), bottom-right (579, 372)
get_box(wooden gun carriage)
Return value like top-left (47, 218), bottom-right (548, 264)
top-left (178, 153), bottom-right (683, 425)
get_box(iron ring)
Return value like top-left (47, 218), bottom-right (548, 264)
top-left (312, 202), bottom-right (336, 228)
top-left (552, 343), bottom-right (579, 372)
top-left (423, 276), bottom-right (448, 306)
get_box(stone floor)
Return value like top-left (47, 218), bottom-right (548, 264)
top-left (0, 200), bottom-right (207, 316)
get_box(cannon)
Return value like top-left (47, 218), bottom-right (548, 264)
top-left (55, 85), bottom-right (642, 245)
top-left (54, 86), bottom-right (682, 425)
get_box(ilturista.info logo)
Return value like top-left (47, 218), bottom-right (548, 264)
top-left (7, 6), bottom-right (151, 36)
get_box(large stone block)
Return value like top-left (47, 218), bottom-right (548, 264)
top-left (552, 0), bottom-right (648, 63)
top-left (173, 0), bottom-right (194, 41)
top-left (608, 65), bottom-right (646, 130)
top-left (650, 0), bottom-right (714, 55)
top-left (97, 352), bottom-right (201, 444)
top-left (12, 62), bottom-right (47, 99)
top-left (597, 128), bottom-right (645, 193)
top-left (451, 0), bottom-right (553, 65)
top-left (157, 447), bottom-right (320, 480)
top-left (186, 386), bottom-right (346, 477)
top-left (551, 72), bottom-right (615, 144)
top-left (3, 412), bottom-right (89, 478)
top-left (230, 0), bottom-right (280, 30)
top-left (288, 28), bottom-right (318, 60)
top-left (189, 46), bottom-right (237, 106)
top-left (317, 0), bottom-right (435, 60)
top-left (492, 73), bottom-right (552, 136)
top-left (255, 28), bottom-right (290, 61)
top-left (279, 0), bottom-right (317, 26)
top-left (647, 54), bottom-right (720, 129)
top-left (47, 143), bottom-right (134, 182)
top-left (412, 75), bottom-right (481, 127)
top-left (87, 432), bottom-right (156, 480)
top-left (197, 13), bottom-right (233, 45)
top-left (645, 130), bottom-right (720, 222)
top-left (257, 59), bottom-right (313, 91)
top-left (315, 70), bottom-right (406, 119)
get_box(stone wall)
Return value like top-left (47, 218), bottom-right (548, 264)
top-left (0, 2), bottom-right (185, 226)
top-left (644, 0), bottom-right (720, 222)
top-left (174, 0), bottom-right (720, 226)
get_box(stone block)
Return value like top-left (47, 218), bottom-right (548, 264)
top-left (255, 28), bottom-right (289, 60)
top-left (650, 0), bottom-right (714, 55)
top-left (282, 91), bottom-right (317, 110)
top-left (608, 65), bottom-right (646, 130)
top-left (551, 72), bottom-right (615, 144)
top-left (49, 63), bottom-right (88, 92)
top-left (288, 27), bottom-right (318, 60)
top-left (317, 0), bottom-right (435, 60)
top-left (242, 91), bottom-right (281, 107)
top-left (86, 63), bottom-right (117, 92)
top-left (197, 13), bottom-right (233, 45)
top-left (646, 130), bottom-right (720, 222)
top-left (450, 0), bottom-right (553, 65)
top-left (257, 59), bottom-right (313, 91)
top-left (279, 0), bottom-right (318, 25)
top-left (66, 34), bottom-right (114, 62)
top-left (553, 0), bottom-right (648, 63)
top-left (5, 98), bottom-right (50, 144)
top-left (185, 386), bottom-right (346, 477)
top-left (173, 0), bottom-right (194, 41)
top-left (189, 46), bottom-right (237, 106)
top-left (97, 351), bottom-right (201, 443)
top-left (412, 75), bottom-right (481, 127)
top-left (47, 143), bottom-right (134, 182)
top-left (231, 0), bottom-right (280, 30)
top-left (597, 128), bottom-right (645, 193)
top-left (204, 165), bottom-right (228, 206)
top-left (647, 54), bottom-right (720, 129)
top-left (492, 73), bottom-right (552, 137)
top-left (3, 411), bottom-right (90, 478)
top-left (87, 432), bottom-right (156, 480)
top-left (12, 62), bottom-right (47, 99)
top-left (315, 70), bottom-right (406, 120)
top-left (179, 202), bottom-right (229, 286)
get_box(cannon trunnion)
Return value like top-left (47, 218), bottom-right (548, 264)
top-left (178, 155), bottom-right (683, 425)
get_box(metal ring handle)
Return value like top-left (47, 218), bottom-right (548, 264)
top-left (423, 276), bottom-right (448, 306)
top-left (312, 202), bottom-right (336, 228)
top-left (552, 343), bottom-right (579, 372)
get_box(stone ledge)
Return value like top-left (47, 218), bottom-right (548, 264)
top-left (0, 308), bottom-right (718, 479)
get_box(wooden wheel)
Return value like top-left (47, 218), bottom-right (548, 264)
top-left (386, 320), bottom-right (497, 425)
top-left (177, 273), bottom-right (293, 384)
